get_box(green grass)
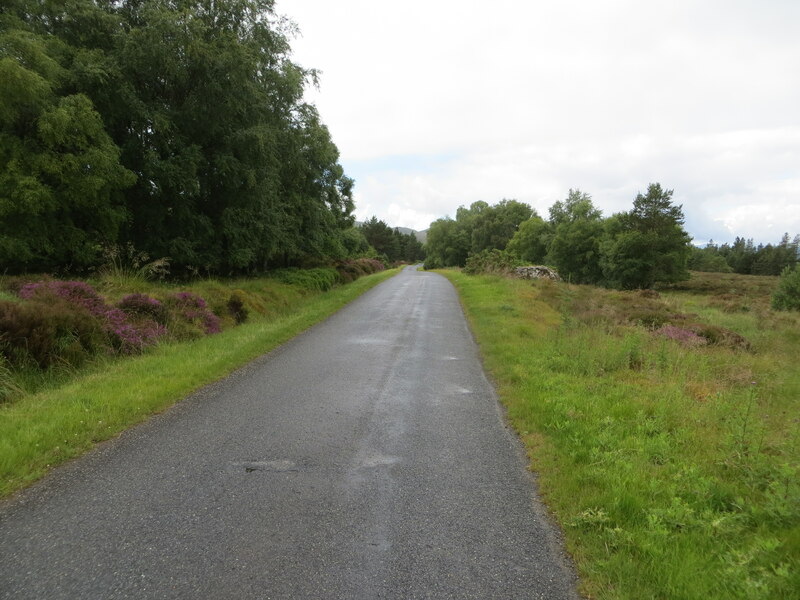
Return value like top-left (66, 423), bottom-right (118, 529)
top-left (442, 271), bottom-right (799, 600)
top-left (0, 269), bottom-right (397, 498)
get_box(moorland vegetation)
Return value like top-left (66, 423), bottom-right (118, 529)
top-left (428, 186), bottom-right (800, 598)
top-left (446, 269), bottom-right (799, 599)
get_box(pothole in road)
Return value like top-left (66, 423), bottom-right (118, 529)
top-left (232, 460), bottom-right (299, 473)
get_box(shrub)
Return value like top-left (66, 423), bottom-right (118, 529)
top-left (690, 324), bottom-right (751, 350)
top-left (1, 274), bottom-right (53, 295)
top-left (227, 292), bottom-right (249, 324)
top-left (17, 281), bottom-right (166, 355)
top-left (423, 257), bottom-right (442, 270)
top-left (463, 249), bottom-right (521, 275)
top-left (0, 298), bottom-right (108, 368)
top-left (118, 293), bottom-right (169, 324)
top-left (654, 325), bottom-right (707, 348)
top-left (335, 262), bottom-right (361, 283)
top-left (351, 258), bottom-right (385, 274)
top-left (19, 280), bottom-right (107, 315)
top-left (271, 268), bottom-right (339, 291)
top-left (165, 292), bottom-right (221, 336)
top-left (771, 265), bottom-right (800, 311)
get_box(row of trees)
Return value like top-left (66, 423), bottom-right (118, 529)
top-left (358, 217), bottom-right (425, 264)
top-left (689, 235), bottom-right (799, 276)
top-left (1, 0), bottom-right (357, 275)
top-left (425, 184), bottom-right (693, 289)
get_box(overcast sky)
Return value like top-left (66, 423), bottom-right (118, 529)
top-left (281, 0), bottom-right (799, 244)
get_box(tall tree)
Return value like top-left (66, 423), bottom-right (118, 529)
top-left (1, 0), bottom-right (355, 275)
top-left (506, 214), bottom-right (550, 263)
top-left (0, 18), bottom-right (134, 272)
top-left (546, 189), bottom-right (605, 284)
top-left (600, 183), bottom-right (691, 289)
top-left (469, 199), bottom-right (532, 254)
top-left (359, 216), bottom-right (397, 258)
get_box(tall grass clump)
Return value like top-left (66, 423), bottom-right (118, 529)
top-left (443, 270), bottom-right (799, 600)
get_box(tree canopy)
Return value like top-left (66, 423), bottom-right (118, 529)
top-left (600, 184), bottom-right (691, 289)
top-left (359, 216), bottom-right (425, 264)
top-left (425, 199), bottom-right (532, 269)
top-left (426, 185), bottom-right (703, 290)
top-left (0, 0), bottom-right (356, 275)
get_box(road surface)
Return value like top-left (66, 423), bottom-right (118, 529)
top-left (0, 266), bottom-right (578, 599)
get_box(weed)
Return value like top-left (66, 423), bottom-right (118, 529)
top-left (97, 243), bottom-right (170, 286)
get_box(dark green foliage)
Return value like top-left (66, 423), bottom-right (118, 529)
top-left (463, 249), bottom-right (521, 275)
top-left (339, 227), bottom-right (372, 258)
top-left (360, 217), bottom-right (398, 258)
top-left (0, 0), bottom-right (355, 275)
top-left (424, 199), bottom-right (533, 268)
top-left (688, 245), bottom-right (733, 273)
top-left (546, 190), bottom-right (605, 284)
top-left (270, 268), bottom-right (340, 292)
top-left (600, 184), bottom-right (691, 289)
top-left (440, 185), bottom-right (696, 291)
top-left (0, 21), bottom-right (134, 272)
top-left (359, 217), bottom-right (425, 263)
top-left (424, 217), bottom-right (468, 269)
top-left (469, 199), bottom-right (532, 254)
top-left (772, 265), bottom-right (800, 311)
top-left (712, 234), bottom-right (799, 276)
top-left (506, 216), bottom-right (551, 263)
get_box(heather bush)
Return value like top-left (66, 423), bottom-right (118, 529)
top-left (350, 258), bottom-right (385, 274)
top-left (19, 281), bottom-right (107, 315)
top-left (227, 292), bottom-right (249, 324)
top-left (1, 274), bottom-right (53, 295)
top-left (165, 292), bottom-right (221, 337)
top-left (654, 325), bottom-right (707, 348)
top-left (0, 298), bottom-right (107, 368)
top-left (118, 294), bottom-right (169, 324)
top-left (16, 281), bottom-right (166, 356)
top-left (335, 262), bottom-right (360, 283)
top-left (771, 265), bottom-right (800, 311)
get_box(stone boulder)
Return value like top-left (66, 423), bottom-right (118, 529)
top-left (514, 265), bottom-right (562, 281)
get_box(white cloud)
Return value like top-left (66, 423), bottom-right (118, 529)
top-left (281, 0), bottom-right (800, 241)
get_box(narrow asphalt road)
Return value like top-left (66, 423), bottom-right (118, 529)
top-left (0, 266), bottom-right (579, 599)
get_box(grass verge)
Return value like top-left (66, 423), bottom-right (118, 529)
top-left (442, 270), bottom-right (799, 600)
top-left (0, 269), bottom-right (397, 498)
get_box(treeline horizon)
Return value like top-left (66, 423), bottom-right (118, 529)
top-left (424, 185), bottom-right (799, 289)
top-left (1, 0), bottom-right (366, 277)
top-left (689, 235), bottom-right (800, 277)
